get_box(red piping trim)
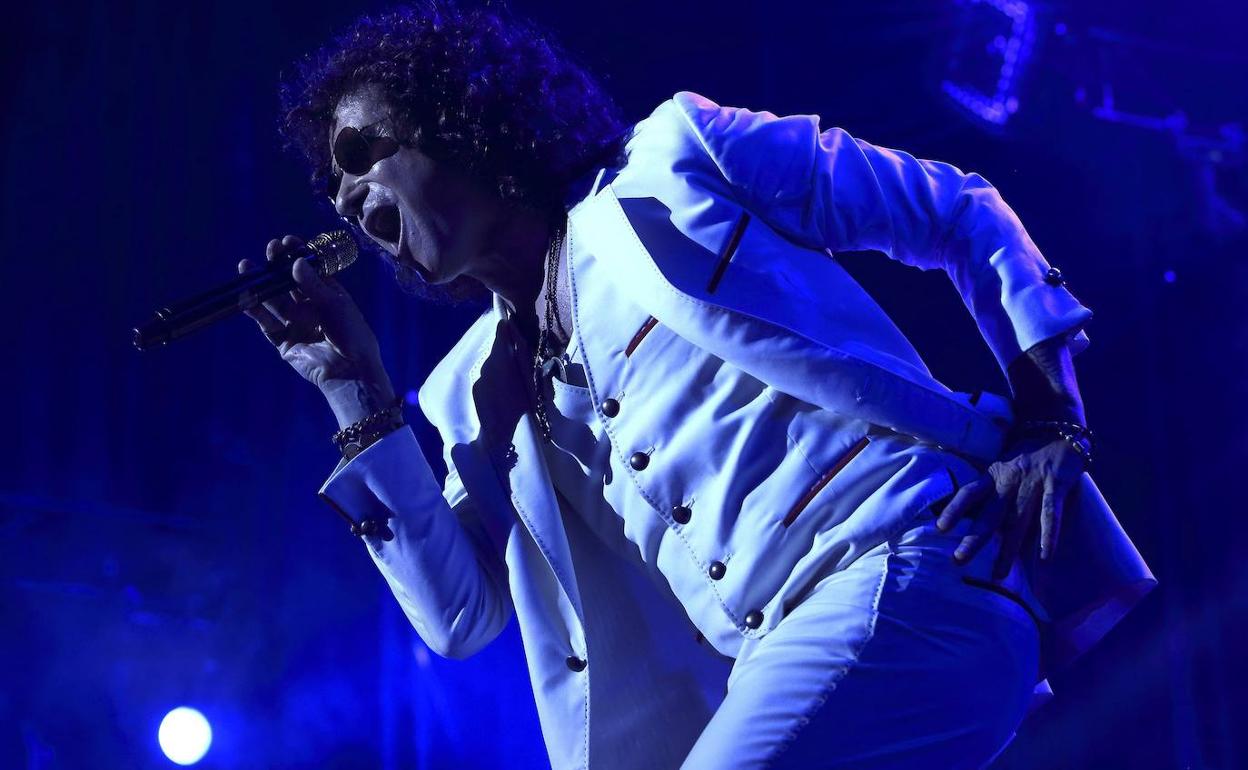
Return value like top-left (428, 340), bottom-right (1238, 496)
top-left (624, 316), bottom-right (659, 357)
top-left (781, 435), bottom-right (872, 527)
top-left (706, 211), bottom-right (750, 293)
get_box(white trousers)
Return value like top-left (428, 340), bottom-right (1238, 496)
top-left (681, 512), bottom-right (1041, 769)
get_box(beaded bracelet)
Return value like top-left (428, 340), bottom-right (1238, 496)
top-left (1008, 419), bottom-right (1096, 469)
top-left (331, 394), bottom-right (406, 459)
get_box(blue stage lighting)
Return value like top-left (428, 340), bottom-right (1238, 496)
top-left (157, 707), bottom-right (212, 766)
top-left (941, 0), bottom-right (1036, 128)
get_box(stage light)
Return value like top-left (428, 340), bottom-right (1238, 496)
top-left (157, 707), bottom-right (212, 766)
top-left (941, 0), bottom-right (1037, 128)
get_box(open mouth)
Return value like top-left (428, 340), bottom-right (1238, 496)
top-left (362, 204), bottom-right (402, 250)
top-left (363, 203), bottom-right (434, 283)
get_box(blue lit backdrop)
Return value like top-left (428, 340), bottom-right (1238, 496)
top-left (2, 1), bottom-right (1245, 767)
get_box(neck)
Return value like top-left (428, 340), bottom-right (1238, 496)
top-left (469, 203), bottom-right (553, 323)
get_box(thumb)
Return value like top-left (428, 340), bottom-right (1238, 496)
top-left (291, 257), bottom-right (368, 353)
top-left (292, 257), bottom-right (344, 307)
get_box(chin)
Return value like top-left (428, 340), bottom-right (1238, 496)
top-left (391, 262), bottom-right (487, 306)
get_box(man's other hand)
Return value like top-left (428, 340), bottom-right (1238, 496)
top-left (934, 435), bottom-right (1086, 579)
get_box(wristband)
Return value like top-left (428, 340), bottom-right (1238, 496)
top-left (1008, 419), bottom-right (1095, 469)
top-left (332, 394), bottom-right (406, 460)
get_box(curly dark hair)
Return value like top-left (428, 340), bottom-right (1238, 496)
top-left (279, 0), bottom-right (632, 306)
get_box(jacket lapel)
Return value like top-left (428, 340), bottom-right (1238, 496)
top-left (426, 300), bottom-right (585, 624)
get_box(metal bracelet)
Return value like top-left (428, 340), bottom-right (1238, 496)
top-left (1009, 419), bottom-right (1096, 468)
top-left (331, 394), bottom-right (405, 453)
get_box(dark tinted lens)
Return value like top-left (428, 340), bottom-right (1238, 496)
top-left (365, 136), bottom-right (400, 165)
top-left (333, 127), bottom-right (375, 175)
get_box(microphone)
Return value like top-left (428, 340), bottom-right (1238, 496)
top-left (132, 231), bottom-right (358, 351)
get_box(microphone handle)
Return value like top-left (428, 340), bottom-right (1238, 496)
top-left (132, 248), bottom-right (314, 350)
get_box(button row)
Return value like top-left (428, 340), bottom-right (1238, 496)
top-left (602, 394), bottom-right (764, 633)
top-left (629, 451), bottom-right (649, 470)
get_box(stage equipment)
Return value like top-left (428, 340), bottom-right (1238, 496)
top-left (941, 0), bottom-right (1036, 128)
top-left (158, 707), bottom-right (212, 766)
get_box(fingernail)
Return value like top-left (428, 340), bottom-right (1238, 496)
top-left (953, 547), bottom-right (966, 561)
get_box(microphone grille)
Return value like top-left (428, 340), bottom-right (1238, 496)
top-left (307, 231), bottom-right (359, 277)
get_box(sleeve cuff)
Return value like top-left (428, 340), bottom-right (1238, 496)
top-left (983, 248), bottom-right (1095, 371)
top-left (317, 424), bottom-right (439, 527)
top-left (1003, 281), bottom-right (1094, 361)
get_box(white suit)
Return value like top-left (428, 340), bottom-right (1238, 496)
top-left (317, 92), bottom-right (1157, 768)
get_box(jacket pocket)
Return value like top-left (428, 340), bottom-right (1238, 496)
top-left (706, 209), bottom-right (751, 294)
top-left (782, 435), bottom-right (872, 527)
top-left (624, 316), bottom-right (660, 357)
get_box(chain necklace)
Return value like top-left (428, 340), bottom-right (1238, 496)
top-left (531, 217), bottom-right (568, 443)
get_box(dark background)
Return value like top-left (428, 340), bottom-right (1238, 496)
top-left (3, 0), bottom-right (1245, 767)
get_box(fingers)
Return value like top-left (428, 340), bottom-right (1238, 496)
top-left (244, 234), bottom-right (373, 365)
top-left (993, 477), bottom-right (1041, 580)
top-left (276, 295), bottom-right (324, 337)
top-left (239, 259), bottom-right (286, 339)
top-left (292, 256), bottom-right (344, 307)
top-left (935, 474), bottom-right (993, 532)
top-left (264, 235), bottom-right (306, 258)
top-left (953, 492), bottom-right (1004, 564)
top-left (1039, 473), bottom-right (1065, 561)
top-left (237, 259), bottom-right (277, 321)
top-left (239, 256), bottom-right (319, 349)
top-left (293, 255), bottom-right (358, 347)
top-left (261, 236), bottom-right (307, 321)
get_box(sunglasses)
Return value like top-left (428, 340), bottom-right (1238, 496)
top-left (326, 119), bottom-right (402, 201)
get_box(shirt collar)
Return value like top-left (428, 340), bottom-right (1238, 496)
top-left (494, 290), bottom-right (512, 321)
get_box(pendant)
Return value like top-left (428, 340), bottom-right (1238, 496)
top-left (539, 353), bottom-right (570, 382)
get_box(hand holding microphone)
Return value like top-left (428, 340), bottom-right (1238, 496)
top-left (132, 230), bottom-right (357, 351)
top-left (239, 235), bottom-right (398, 430)
top-left (133, 230), bottom-right (398, 430)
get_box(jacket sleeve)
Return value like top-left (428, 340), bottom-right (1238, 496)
top-left (317, 425), bottom-right (512, 659)
top-left (672, 91), bottom-right (1093, 374)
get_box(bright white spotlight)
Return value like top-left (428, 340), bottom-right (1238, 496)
top-left (157, 707), bottom-right (212, 765)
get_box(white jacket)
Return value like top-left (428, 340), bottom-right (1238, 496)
top-left (318, 92), bottom-right (1157, 769)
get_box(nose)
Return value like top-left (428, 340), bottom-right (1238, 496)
top-left (333, 172), bottom-right (369, 222)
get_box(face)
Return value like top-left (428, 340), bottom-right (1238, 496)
top-left (329, 86), bottom-right (498, 291)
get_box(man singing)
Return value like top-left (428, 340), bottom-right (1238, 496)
top-left (239, 2), bottom-right (1155, 767)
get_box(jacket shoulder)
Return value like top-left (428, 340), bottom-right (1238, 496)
top-left (659, 91), bottom-right (821, 202)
